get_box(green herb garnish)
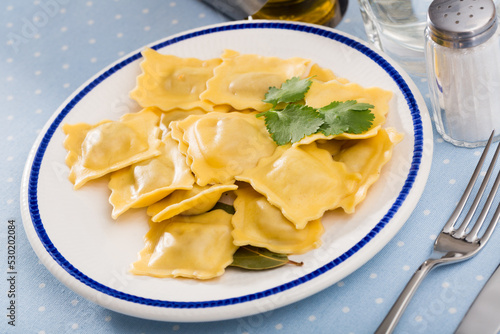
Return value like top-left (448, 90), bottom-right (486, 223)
top-left (318, 100), bottom-right (375, 136)
top-left (209, 202), bottom-right (236, 215)
top-left (230, 246), bottom-right (303, 270)
top-left (258, 77), bottom-right (375, 145)
top-left (257, 104), bottom-right (324, 146)
top-left (262, 76), bottom-right (313, 107)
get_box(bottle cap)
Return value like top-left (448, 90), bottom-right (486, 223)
top-left (428, 0), bottom-right (497, 48)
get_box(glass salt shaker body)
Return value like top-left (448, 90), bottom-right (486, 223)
top-left (425, 0), bottom-right (500, 147)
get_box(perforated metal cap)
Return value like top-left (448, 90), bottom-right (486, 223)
top-left (428, 0), bottom-right (497, 48)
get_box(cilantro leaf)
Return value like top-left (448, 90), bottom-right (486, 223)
top-left (257, 104), bottom-right (323, 145)
top-left (263, 77), bottom-right (312, 107)
top-left (318, 100), bottom-right (375, 136)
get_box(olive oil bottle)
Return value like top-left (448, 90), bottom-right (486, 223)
top-left (251, 0), bottom-right (339, 26)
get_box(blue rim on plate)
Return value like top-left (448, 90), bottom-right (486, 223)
top-left (28, 21), bottom-right (423, 309)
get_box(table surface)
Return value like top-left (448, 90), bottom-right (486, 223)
top-left (2, 1), bottom-right (500, 333)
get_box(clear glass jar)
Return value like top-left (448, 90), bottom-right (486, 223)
top-left (425, 0), bottom-right (500, 147)
top-left (357, 0), bottom-right (500, 77)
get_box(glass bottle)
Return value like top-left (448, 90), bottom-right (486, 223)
top-left (251, 0), bottom-right (340, 26)
top-left (425, 0), bottom-right (500, 147)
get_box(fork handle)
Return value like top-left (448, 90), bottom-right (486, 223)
top-left (375, 259), bottom-right (439, 334)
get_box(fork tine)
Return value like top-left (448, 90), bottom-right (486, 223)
top-left (442, 131), bottom-right (495, 234)
top-left (466, 164), bottom-right (500, 242)
top-left (454, 136), bottom-right (500, 238)
top-left (472, 198), bottom-right (500, 243)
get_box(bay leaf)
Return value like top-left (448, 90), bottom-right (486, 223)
top-left (230, 246), bottom-right (303, 270)
top-left (210, 202), bottom-right (236, 215)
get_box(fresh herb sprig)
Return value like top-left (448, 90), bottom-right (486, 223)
top-left (257, 77), bottom-right (375, 145)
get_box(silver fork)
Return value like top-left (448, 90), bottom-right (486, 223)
top-left (376, 131), bottom-right (500, 334)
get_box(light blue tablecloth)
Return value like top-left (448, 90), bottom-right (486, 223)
top-left (1, 1), bottom-right (500, 333)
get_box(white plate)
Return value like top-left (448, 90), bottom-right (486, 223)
top-left (20, 20), bottom-right (433, 322)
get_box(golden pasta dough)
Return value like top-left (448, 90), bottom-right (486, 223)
top-left (236, 143), bottom-right (361, 229)
top-left (337, 127), bottom-right (404, 213)
top-left (232, 185), bottom-right (324, 254)
top-left (130, 48), bottom-right (221, 112)
top-left (200, 49), bottom-right (312, 111)
top-left (170, 112), bottom-right (277, 186)
top-left (108, 132), bottom-right (195, 219)
top-left (147, 183), bottom-right (238, 222)
top-left (62, 108), bottom-right (162, 189)
top-left (131, 210), bottom-right (238, 280)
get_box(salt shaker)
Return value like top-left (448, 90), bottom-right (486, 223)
top-left (425, 0), bottom-right (500, 147)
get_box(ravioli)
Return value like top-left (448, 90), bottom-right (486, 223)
top-left (232, 186), bottom-right (324, 254)
top-left (62, 108), bottom-right (162, 189)
top-left (169, 118), bottom-right (193, 169)
top-left (158, 108), bottom-right (206, 140)
top-left (315, 139), bottom-right (345, 156)
top-left (200, 49), bottom-right (312, 111)
top-left (108, 132), bottom-right (195, 219)
top-left (294, 80), bottom-right (393, 145)
top-left (308, 63), bottom-right (337, 82)
top-left (147, 183), bottom-right (238, 222)
top-left (130, 210), bottom-right (238, 280)
top-left (236, 143), bottom-right (361, 229)
top-left (130, 48), bottom-right (221, 112)
top-left (337, 128), bottom-right (404, 213)
top-left (171, 112), bottom-right (277, 186)
top-left (61, 49), bottom-right (403, 281)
